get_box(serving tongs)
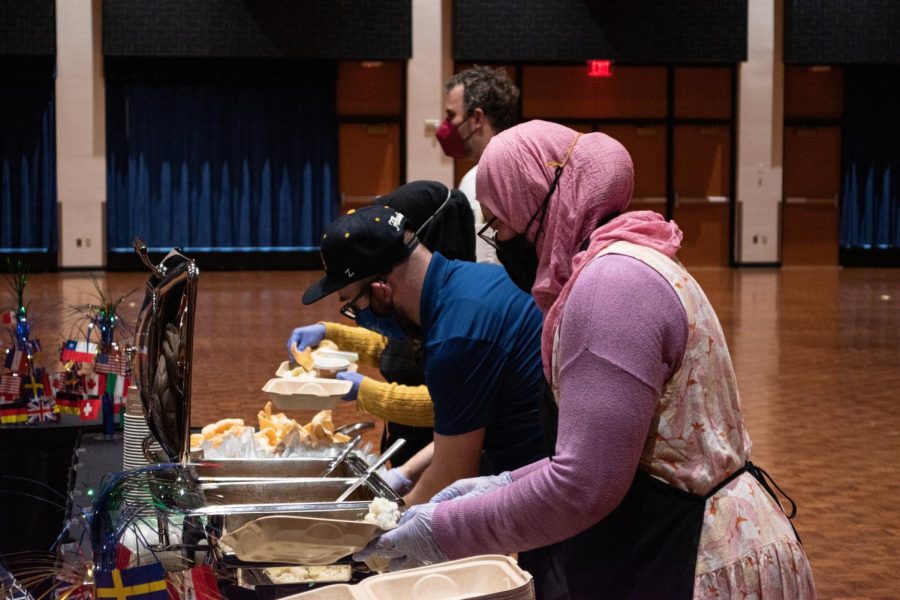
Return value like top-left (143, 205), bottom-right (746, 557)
top-left (320, 435), bottom-right (363, 477)
top-left (334, 438), bottom-right (406, 503)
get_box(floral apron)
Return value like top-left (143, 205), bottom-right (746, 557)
top-left (538, 241), bottom-right (815, 599)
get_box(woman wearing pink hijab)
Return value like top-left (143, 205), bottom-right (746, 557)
top-left (356, 121), bottom-right (816, 599)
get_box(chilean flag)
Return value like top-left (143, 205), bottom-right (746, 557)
top-left (61, 340), bottom-right (97, 363)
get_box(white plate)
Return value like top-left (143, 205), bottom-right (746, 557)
top-left (261, 378), bottom-right (352, 410)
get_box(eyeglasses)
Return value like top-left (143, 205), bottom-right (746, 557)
top-left (477, 165), bottom-right (564, 251)
top-left (339, 282), bottom-right (372, 320)
top-left (478, 217), bottom-right (499, 250)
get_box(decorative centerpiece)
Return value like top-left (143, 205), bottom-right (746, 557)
top-left (1, 259), bottom-right (55, 425)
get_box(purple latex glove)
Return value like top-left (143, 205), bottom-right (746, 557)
top-left (381, 468), bottom-right (414, 495)
top-left (287, 323), bottom-right (326, 360)
top-left (429, 472), bottom-right (512, 503)
top-left (336, 370), bottom-right (364, 400)
top-left (352, 503), bottom-right (447, 570)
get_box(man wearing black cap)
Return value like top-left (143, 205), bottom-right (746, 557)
top-left (303, 204), bottom-right (547, 506)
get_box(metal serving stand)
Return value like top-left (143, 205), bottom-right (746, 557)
top-left (130, 241), bottom-right (401, 593)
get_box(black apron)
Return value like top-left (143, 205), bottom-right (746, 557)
top-left (533, 392), bottom-right (798, 599)
top-left (532, 378), bottom-right (706, 599)
top-left (378, 338), bottom-right (434, 466)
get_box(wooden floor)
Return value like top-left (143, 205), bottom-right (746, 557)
top-left (15, 265), bottom-right (900, 599)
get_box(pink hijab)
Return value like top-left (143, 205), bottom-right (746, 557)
top-left (476, 120), bottom-right (683, 379)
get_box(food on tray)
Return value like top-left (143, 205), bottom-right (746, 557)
top-left (190, 418), bottom-right (247, 449)
top-left (191, 403), bottom-right (351, 455)
top-left (263, 565), bottom-right (352, 584)
top-left (290, 342), bottom-right (314, 372)
top-left (364, 497), bottom-right (401, 530)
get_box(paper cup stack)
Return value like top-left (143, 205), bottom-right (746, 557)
top-left (123, 384), bottom-right (164, 470)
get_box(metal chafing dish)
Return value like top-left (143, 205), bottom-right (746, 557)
top-left (130, 241), bottom-right (400, 573)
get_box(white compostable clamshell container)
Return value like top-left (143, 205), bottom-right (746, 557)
top-left (283, 555), bottom-right (535, 600)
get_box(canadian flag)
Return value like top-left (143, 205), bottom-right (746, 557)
top-left (83, 372), bottom-right (101, 396)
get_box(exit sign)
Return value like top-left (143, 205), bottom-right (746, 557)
top-left (587, 60), bottom-right (613, 78)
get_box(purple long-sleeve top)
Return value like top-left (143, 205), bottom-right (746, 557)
top-left (431, 253), bottom-right (689, 557)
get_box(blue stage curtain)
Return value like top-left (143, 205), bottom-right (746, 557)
top-left (0, 72), bottom-right (57, 253)
top-left (840, 67), bottom-right (900, 250)
top-left (105, 61), bottom-right (338, 253)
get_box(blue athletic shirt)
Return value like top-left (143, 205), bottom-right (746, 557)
top-left (420, 252), bottom-right (547, 473)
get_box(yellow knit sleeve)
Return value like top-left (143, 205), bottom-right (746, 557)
top-left (322, 322), bottom-right (387, 368)
top-left (356, 377), bottom-right (434, 427)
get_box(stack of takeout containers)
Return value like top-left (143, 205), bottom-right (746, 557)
top-left (283, 555), bottom-right (535, 600)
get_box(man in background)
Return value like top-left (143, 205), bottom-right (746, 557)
top-left (436, 66), bottom-right (519, 264)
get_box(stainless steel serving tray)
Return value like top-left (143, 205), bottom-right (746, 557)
top-left (191, 455), bottom-right (367, 481)
top-left (130, 243), bottom-right (401, 566)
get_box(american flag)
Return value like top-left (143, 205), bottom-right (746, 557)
top-left (27, 397), bottom-right (58, 424)
top-left (0, 374), bottom-right (21, 400)
top-left (95, 353), bottom-right (129, 376)
top-left (60, 340), bottom-right (97, 363)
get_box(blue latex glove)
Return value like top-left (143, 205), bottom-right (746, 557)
top-left (287, 323), bottom-right (326, 360)
top-left (352, 503), bottom-right (447, 570)
top-left (430, 472), bottom-right (513, 503)
top-left (336, 370), bottom-right (364, 400)
top-left (381, 468), bottom-right (414, 495)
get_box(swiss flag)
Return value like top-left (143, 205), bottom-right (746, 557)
top-left (80, 398), bottom-right (100, 421)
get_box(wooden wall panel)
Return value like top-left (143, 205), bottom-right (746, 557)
top-left (522, 66), bottom-right (667, 119)
top-left (674, 67), bottom-right (732, 119)
top-left (337, 61), bottom-right (404, 116)
top-left (782, 201), bottom-right (839, 265)
top-left (674, 125), bottom-right (731, 198)
top-left (338, 123), bottom-right (401, 204)
top-left (784, 66), bottom-right (843, 119)
top-left (602, 125), bottom-right (666, 200)
top-left (673, 202), bottom-right (730, 267)
top-left (783, 126), bottom-right (841, 199)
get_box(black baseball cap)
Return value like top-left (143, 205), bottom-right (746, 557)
top-left (302, 205), bottom-right (415, 305)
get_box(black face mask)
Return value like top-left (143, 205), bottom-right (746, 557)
top-left (496, 165), bottom-right (564, 293)
top-left (496, 236), bottom-right (539, 293)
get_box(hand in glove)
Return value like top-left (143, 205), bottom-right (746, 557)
top-left (430, 472), bottom-right (513, 503)
top-left (380, 468), bottom-right (414, 496)
top-left (336, 370), bottom-right (364, 400)
top-left (287, 323), bottom-right (326, 359)
top-left (352, 503), bottom-right (447, 571)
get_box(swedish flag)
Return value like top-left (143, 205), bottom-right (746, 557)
top-left (94, 563), bottom-right (168, 600)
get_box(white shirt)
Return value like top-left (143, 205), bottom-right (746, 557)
top-left (458, 165), bottom-right (499, 264)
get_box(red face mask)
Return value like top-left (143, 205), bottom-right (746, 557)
top-left (435, 117), bottom-right (470, 158)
